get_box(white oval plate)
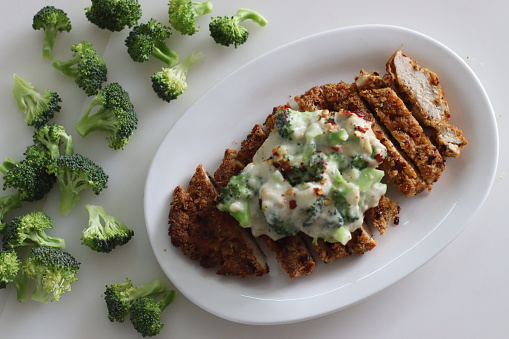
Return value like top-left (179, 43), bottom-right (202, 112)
top-left (144, 25), bottom-right (498, 325)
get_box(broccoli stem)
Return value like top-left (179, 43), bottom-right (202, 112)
top-left (75, 106), bottom-right (117, 137)
top-left (13, 272), bottom-right (30, 302)
top-left (152, 43), bottom-right (179, 67)
top-left (193, 1), bottom-right (213, 16)
top-left (42, 27), bottom-right (58, 60)
top-left (175, 52), bottom-right (204, 77)
top-left (52, 57), bottom-right (79, 78)
top-left (12, 74), bottom-right (45, 113)
top-left (26, 231), bottom-right (65, 248)
top-left (133, 279), bottom-right (167, 300)
top-left (158, 289), bottom-right (177, 312)
top-left (58, 181), bottom-right (80, 216)
top-left (235, 8), bottom-right (268, 27)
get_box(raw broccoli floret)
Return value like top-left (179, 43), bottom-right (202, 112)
top-left (81, 204), bottom-right (134, 253)
top-left (75, 82), bottom-right (138, 150)
top-left (168, 0), bottom-right (213, 36)
top-left (151, 52), bottom-right (203, 102)
top-left (0, 144), bottom-right (56, 202)
top-left (104, 278), bottom-right (167, 322)
top-left (47, 154), bottom-right (109, 215)
top-left (52, 41), bottom-right (108, 96)
top-left (209, 8), bottom-right (268, 48)
top-left (22, 246), bottom-right (80, 303)
top-left (2, 211), bottom-right (65, 249)
top-left (32, 5), bottom-right (72, 60)
top-left (0, 194), bottom-right (23, 232)
top-left (12, 74), bottom-right (62, 128)
top-left (129, 290), bottom-right (177, 337)
top-left (125, 19), bottom-right (179, 66)
top-left (33, 123), bottom-right (74, 158)
top-left (85, 0), bottom-right (142, 32)
top-left (0, 249), bottom-right (22, 289)
top-left (216, 173), bottom-right (253, 226)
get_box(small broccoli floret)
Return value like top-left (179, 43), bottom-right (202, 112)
top-left (0, 194), bottom-right (23, 232)
top-left (75, 82), bottom-right (138, 150)
top-left (274, 107), bottom-right (295, 140)
top-left (52, 41), bottom-right (108, 96)
top-left (47, 154), bottom-right (109, 215)
top-left (0, 249), bottom-right (22, 289)
top-left (85, 0), bottom-right (142, 32)
top-left (104, 278), bottom-right (167, 322)
top-left (0, 144), bottom-right (57, 202)
top-left (12, 74), bottom-right (62, 128)
top-left (216, 173), bottom-right (254, 226)
top-left (81, 204), bottom-right (134, 253)
top-left (33, 123), bottom-right (74, 158)
top-left (209, 8), bottom-right (268, 48)
top-left (267, 215), bottom-right (296, 237)
top-left (302, 195), bottom-right (324, 227)
top-left (151, 52), bottom-right (203, 102)
top-left (279, 151), bottom-right (326, 186)
top-left (168, 0), bottom-right (213, 36)
top-left (32, 5), bottom-right (72, 60)
top-left (125, 19), bottom-right (179, 66)
top-left (2, 211), bottom-right (65, 249)
top-left (23, 246), bottom-right (80, 303)
top-left (129, 290), bottom-right (177, 337)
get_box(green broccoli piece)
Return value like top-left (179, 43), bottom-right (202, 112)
top-left (52, 41), bottom-right (108, 96)
top-left (0, 249), bottom-right (22, 289)
top-left (125, 19), bottom-right (179, 66)
top-left (129, 290), bottom-right (177, 337)
top-left (274, 107), bottom-right (295, 140)
top-left (216, 173), bottom-right (254, 226)
top-left (266, 215), bottom-right (296, 237)
top-left (12, 74), bottom-right (62, 128)
top-left (22, 246), bottom-right (80, 303)
top-left (168, 0), bottom-right (213, 36)
top-left (33, 123), bottom-right (74, 158)
top-left (81, 204), bottom-right (134, 253)
top-left (302, 195), bottom-right (324, 227)
top-left (2, 211), bottom-right (65, 249)
top-left (279, 151), bottom-right (326, 186)
top-left (209, 8), bottom-right (268, 48)
top-left (0, 144), bottom-right (57, 202)
top-left (151, 52), bottom-right (203, 102)
top-left (104, 278), bottom-right (167, 322)
top-left (85, 0), bottom-right (142, 32)
top-left (47, 154), bottom-right (109, 215)
top-left (32, 5), bottom-right (72, 60)
top-left (75, 82), bottom-right (138, 150)
top-left (0, 194), bottom-right (23, 232)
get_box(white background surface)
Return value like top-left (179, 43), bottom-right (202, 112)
top-left (0, 0), bottom-right (507, 338)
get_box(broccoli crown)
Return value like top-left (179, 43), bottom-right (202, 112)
top-left (129, 290), bottom-right (176, 337)
top-left (47, 154), bottom-right (108, 215)
top-left (279, 151), bottom-right (327, 186)
top-left (104, 278), bottom-right (166, 322)
top-left (75, 82), bottom-right (138, 150)
top-left (151, 52), bottom-right (203, 102)
top-left (12, 74), bottom-right (62, 128)
top-left (32, 5), bottom-right (72, 60)
top-left (52, 41), bottom-right (108, 96)
top-left (2, 211), bottom-right (65, 249)
top-left (33, 123), bottom-right (74, 158)
top-left (0, 194), bottom-right (23, 232)
top-left (209, 8), bottom-right (268, 48)
top-left (81, 204), bottom-right (134, 253)
top-left (85, 0), bottom-right (142, 32)
top-left (23, 246), bottom-right (80, 303)
top-left (125, 19), bottom-right (179, 66)
top-left (0, 144), bottom-right (57, 202)
top-left (274, 107), bottom-right (295, 140)
top-left (168, 0), bottom-right (213, 36)
top-left (0, 249), bottom-right (22, 289)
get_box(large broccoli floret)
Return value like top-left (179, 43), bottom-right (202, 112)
top-left (209, 8), bottom-right (268, 48)
top-left (47, 154), bottom-right (109, 215)
top-left (12, 74), bottom-right (62, 128)
top-left (151, 52), bottom-right (203, 102)
top-left (168, 0), bottom-right (213, 36)
top-left (2, 211), bottom-right (65, 249)
top-left (81, 204), bottom-right (134, 253)
top-left (216, 173), bottom-right (254, 226)
top-left (125, 19), bottom-right (179, 66)
top-left (22, 246), bottom-right (80, 303)
top-left (33, 123), bottom-right (74, 158)
top-left (32, 5), bottom-right (72, 60)
top-left (85, 0), bottom-right (142, 32)
top-left (0, 249), bottom-right (22, 289)
top-left (0, 194), bottom-right (23, 232)
top-left (129, 290), bottom-right (177, 337)
top-left (52, 41), bottom-right (108, 96)
top-left (0, 144), bottom-right (57, 202)
top-left (104, 278), bottom-right (167, 322)
top-left (75, 82), bottom-right (138, 150)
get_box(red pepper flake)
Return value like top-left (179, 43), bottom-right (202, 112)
top-left (356, 126), bottom-right (369, 133)
top-left (374, 153), bottom-right (384, 162)
top-left (289, 200), bottom-right (297, 210)
top-left (332, 146), bottom-right (340, 152)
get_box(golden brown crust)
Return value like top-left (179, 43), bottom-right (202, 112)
top-left (365, 195), bottom-right (401, 235)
